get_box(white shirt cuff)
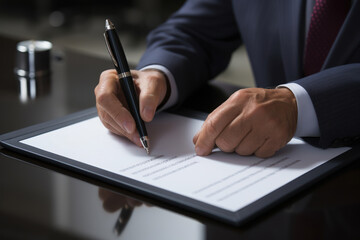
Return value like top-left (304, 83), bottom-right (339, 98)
top-left (140, 65), bottom-right (179, 111)
top-left (278, 83), bottom-right (320, 137)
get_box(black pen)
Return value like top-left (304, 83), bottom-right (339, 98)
top-left (104, 19), bottom-right (149, 154)
top-left (113, 204), bottom-right (133, 236)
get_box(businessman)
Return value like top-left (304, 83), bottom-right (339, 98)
top-left (95, 0), bottom-right (360, 158)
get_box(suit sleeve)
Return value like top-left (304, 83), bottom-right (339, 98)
top-left (137, 0), bottom-right (242, 106)
top-left (294, 64), bottom-right (360, 147)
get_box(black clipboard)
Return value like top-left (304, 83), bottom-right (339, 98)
top-left (0, 107), bottom-right (359, 226)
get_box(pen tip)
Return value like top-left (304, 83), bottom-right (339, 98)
top-left (140, 136), bottom-right (150, 155)
top-left (105, 19), bottom-right (114, 29)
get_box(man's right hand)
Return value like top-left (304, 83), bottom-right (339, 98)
top-left (94, 69), bottom-right (168, 147)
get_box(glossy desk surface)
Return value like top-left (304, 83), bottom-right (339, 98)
top-left (1, 35), bottom-right (360, 240)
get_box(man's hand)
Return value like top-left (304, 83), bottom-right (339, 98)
top-left (98, 188), bottom-right (143, 212)
top-left (193, 88), bottom-right (297, 158)
top-left (94, 69), bottom-right (168, 146)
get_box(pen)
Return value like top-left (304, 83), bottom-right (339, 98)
top-left (104, 19), bottom-right (149, 154)
top-left (113, 204), bottom-right (133, 236)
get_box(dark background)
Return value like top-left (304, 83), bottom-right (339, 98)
top-left (0, 0), bottom-right (254, 88)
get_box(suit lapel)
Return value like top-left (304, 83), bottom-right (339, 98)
top-left (278, 0), bottom-right (306, 82)
top-left (323, 0), bottom-right (360, 69)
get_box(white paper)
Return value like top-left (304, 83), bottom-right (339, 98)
top-left (21, 113), bottom-right (350, 212)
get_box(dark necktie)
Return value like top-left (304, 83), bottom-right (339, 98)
top-left (303, 0), bottom-right (350, 76)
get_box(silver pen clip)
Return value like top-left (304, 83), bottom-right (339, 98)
top-left (104, 33), bottom-right (119, 68)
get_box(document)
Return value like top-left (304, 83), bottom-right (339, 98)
top-left (21, 113), bottom-right (350, 212)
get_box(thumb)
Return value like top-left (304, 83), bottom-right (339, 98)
top-left (136, 70), bottom-right (167, 122)
top-left (140, 92), bottom-right (158, 122)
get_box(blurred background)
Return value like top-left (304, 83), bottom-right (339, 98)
top-left (0, 0), bottom-right (254, 87)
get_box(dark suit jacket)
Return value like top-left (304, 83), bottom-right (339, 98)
top-left (137, 0), bottom-right (360, 148)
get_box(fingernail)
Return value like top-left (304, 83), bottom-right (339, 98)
top-left (143, 106), bottom-right (155, 121)
top-left (133, 135), bottom-right (142, 147)
top-left (195, 146), bottom-right (206, 156)
top-left (123, 121), bottom-right (133, 134)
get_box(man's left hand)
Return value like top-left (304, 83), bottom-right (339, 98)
top-left (193, 88), bottom-right (297, 158)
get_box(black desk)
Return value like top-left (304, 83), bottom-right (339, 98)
top-left (1, 35), bottom-right (360, 240)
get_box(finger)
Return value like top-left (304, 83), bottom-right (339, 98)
top-left (194, 102), bottom-right (241, 156)
top-left (126, 198), bottom-right (143, 207)
top-left (103, 194), bottom-right (127, 213)
top-left (98, 188), bottom-right (110, 200)
top-left (95, 72), bottom-right (136, 135)
top-left (96, 103), bottom-right (123, 135)
top-left (235, 130), bottom-right (265, 156)
top-left (254, 138), bottom-right (277, 158)
top-left (255, 137), bottom-right (288, 158)
top-left (136, 70), bottom-right (167, 122)
top-left (215, 114), bottom-right (252, 152)
top-left (97, 104), bottom-right (142, 147)
top-left (193, 131), bottom-right (199, 145)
